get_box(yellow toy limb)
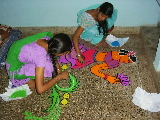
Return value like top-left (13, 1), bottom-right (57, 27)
top-left (61, 99), bottom-right (68, 107)
top-left (63, 93), bottom-right (70, 99)
top-left (61, 65), bottom-right (68, 70)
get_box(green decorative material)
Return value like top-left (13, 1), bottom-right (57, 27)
top-left (24, 72), bottom-right (79, 120)
top-left (10, 90), bottom-right (27, 98)
top-left (45, 87), bottom-right (60, 112)
top-left (55, 73), bottom-right (79, 92)
top-left (24, 87), bottom-right (61, 120)
top-left (25, 105), bottom-right (61, 120)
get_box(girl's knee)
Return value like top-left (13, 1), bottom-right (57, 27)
top-left (26, 80), bottom-right (35, 90)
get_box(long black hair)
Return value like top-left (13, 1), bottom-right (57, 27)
top-left (98, 2), bottom-right (113, 36)
top-left (48, 33), bottom-right (72, 78)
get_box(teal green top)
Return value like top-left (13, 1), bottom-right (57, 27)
top-left (77, 4), bottom-right (118, 44)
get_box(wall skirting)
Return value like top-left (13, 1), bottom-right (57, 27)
top-left (14, 26), bottom-right (141, 35)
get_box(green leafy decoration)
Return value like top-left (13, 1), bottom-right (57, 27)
top-left (24, 73), bottom-right (79, 120)
top-left (24, 87), bottom-right (61, 120)
top-left (55, 73), bottom-right (79, 92)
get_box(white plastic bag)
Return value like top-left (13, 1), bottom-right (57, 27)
top-left (0, 84), bottom-right (32, 101)
top-left (105, 34), bottom-right (129, 47)
top-left (132, 87), bottom-right (160, 112)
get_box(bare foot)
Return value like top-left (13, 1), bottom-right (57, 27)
top-left (107, 25), bottom-right (114, 33)
top-left (95, 40), bottom-right (108, 47)
top-left (26, 80), bottom-right (36, 90)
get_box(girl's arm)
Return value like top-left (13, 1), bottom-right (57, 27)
top-left (35, 67), bottom-right (68, 94)
top-left (72, 26), bottom-right (85, 63)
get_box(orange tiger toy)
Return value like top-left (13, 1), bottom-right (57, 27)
top-left (58, 45), bottom-right (137, 86)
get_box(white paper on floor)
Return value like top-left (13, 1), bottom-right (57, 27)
top-left (105, 34), bottom-right (129, 47)
top-left (132, 87), bottom-right (160, 112)
top-left (0, 84), bottom-right (32, 101)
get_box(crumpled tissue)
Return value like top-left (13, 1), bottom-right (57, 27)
top-left (132, 87), bottom-right (160, 112)
top-left (105, 34), bottom-right (129, 47)
top-left (0, 84), bottom-right (32, 101)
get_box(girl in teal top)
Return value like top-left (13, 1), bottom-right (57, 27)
top-left (73, 2), bottom-right (118, 63)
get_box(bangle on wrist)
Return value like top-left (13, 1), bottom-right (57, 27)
top-left (57, 68), bottom-right (61, 71)
top-left (76, 54), bottom-right (81, 57)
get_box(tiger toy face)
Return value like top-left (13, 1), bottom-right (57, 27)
top-left (118, 49), bottom-right (137, 63)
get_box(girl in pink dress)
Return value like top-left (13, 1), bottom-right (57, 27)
top-left (6, 32), bottom-right (72, 94)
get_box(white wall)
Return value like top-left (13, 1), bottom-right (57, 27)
top-left (0, 0), bottom-right (160, 27)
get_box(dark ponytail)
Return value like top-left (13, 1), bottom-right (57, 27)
top-left (98, 2), bottom-right (113, 36)
top-left (98, 20), bottom-right (107, 36)
top-left (48, 33), bottom-right (72, 78)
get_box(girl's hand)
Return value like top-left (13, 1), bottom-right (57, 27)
top-left (60, 71), bottom-right (69, 79)
top-left (55, 71), bottom-right (69, 81)
top-left (107, 25), bottom-right (114, 33)
top-left (57, 68), bottom-right (62, 74)
top-left (77, 55), bottom-right (85, 63)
